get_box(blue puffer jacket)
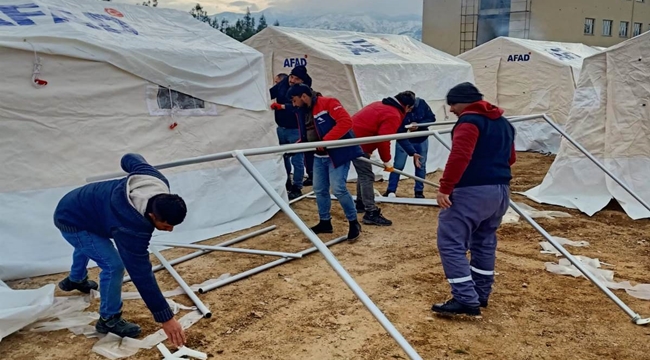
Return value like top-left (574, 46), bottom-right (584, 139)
top-left (396, 98), bottom-right (436, 155)
top-left (53, 154), bottom-right (174, 323)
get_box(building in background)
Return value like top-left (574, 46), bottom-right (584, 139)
top-left (423, 0), bottom-right (650, 55)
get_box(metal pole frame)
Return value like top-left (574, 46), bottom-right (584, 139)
top-left (150, 241), bottom-right (303, 259)
top-left (429, 131), bottom-right (650, 326)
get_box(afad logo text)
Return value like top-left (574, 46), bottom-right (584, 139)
top-left (283, 55), bottom-right (307, 68)
top-left (506, 52), bottom-right (531, 62)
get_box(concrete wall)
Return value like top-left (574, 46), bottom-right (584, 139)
top-left (422, 0), bottom-right (463, 55)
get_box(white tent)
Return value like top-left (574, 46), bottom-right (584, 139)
top-left (524, 32), bottom-right (650, 220)
top-left (244, 26), bottom-right (475, 180)
top-left (458, 37), bottom-right (600, 154)
top-left (0, 0), bottom-right (285, 281)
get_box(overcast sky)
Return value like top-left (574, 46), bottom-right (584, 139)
top-left (113, 0), bottom-right (422, 16)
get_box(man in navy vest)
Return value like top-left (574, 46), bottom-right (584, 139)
top-left (431, 82), bottom-right (516, 316)
top-left (53, 153), bottom-right (188, 346)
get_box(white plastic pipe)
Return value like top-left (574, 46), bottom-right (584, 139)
top-left (123, 226), bottom-right (277, 283)
top-left (232, 150), bottom-right (423, 360)
top-left (199, 236), bottom-right (348, 294)
top-left (289, 190), bottom-right (314, 205)
top-left (151, 241), bottom-right (302, 259)
top-left (151, 247), bottom-right (212, 318)
top-left (157, 343), bottom-right (207, 360)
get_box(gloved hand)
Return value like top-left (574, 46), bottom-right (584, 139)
top-left (270, 103), bottom-right (284, 111)
top-left (383, 161), bottom-right (394, 172)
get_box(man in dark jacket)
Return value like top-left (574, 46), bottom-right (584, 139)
top-left (385, 96), bottom-right (436, 198)
top-left (270, 66), bottom-right (314, 199)
top-left (431, 82), bottom-right (516, 317)
top-left (54, 153), bottom-right (187, 346)
top-left (287, 84), bottom-right (363, 241)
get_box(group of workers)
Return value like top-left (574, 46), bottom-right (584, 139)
top-left (51, 65), bottom-right (516, 348)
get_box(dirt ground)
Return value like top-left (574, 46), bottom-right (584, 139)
top-left (3, 152), bottom-right (650, 360)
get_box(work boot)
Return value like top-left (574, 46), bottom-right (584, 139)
top-left (347, 220), bottom-right (362, 242)
top-left (479, 299), bottom-right (489, 308)
top-left (355, 199), bottom-right (365, 214)
top-left (288, 185), bottom-right (302, 200)
top-left (414, 191), bottom-right (425, 199)
top-left (58, 276), bottom-right (98, 294)
top-left (95, 312), bottom-right (142, 338)
top-left (431, 298), bottom-right (481, 316)
top-left (362, 208), bottom-right (392, 226)
top-left (311, 219), bottom-right (333, 234)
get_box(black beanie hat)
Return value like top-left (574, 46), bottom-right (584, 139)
top-left (286, 83), bottom-right (312, 98)
top-left (446, 82), bottom-right (483, 105)
top-left (290, 65), bottom-right (313, 87)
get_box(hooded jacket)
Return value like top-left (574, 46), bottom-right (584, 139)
top-left (351, 97), bottom-right (407, 162)
top-left (395, 97), bottom-right (436, 155)
top-left (439, 101), bottom-right (516, 194)
top-left (269, 76), bottom-right (298, 129)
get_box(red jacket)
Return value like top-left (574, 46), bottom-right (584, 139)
top-left (351, 101), bottom-right (406, 162)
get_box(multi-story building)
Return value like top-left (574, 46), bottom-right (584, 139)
top-left (423, 0), bottom-right (650, 55)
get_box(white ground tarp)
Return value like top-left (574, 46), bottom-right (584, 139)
top-left (244, 26), bottom-right (474, 180)
top-left (458, 37), bottom-right (600, 154)
top-left (524, 33), bottom-right (650, 220)
top-left (0, 1), bottom-right (285, 281)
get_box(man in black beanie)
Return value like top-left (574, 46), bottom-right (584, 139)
top-left (431, 82), bottom-right (516, 317)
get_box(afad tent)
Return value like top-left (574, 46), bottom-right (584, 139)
top-left (0, 0), bottom-right (284, 281)
top-left (244, 26), bottom-right (475, 180)
top-left (458, 37), bottom-right (600, 154)
top-left (524, 32), bottom-right (650, 220)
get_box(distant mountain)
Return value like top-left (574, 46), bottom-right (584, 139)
top-left (211, 8), bottom-right (423, 40)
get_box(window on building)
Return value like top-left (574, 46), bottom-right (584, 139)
top-left (480, 0), bottom-right (511, 10)
top-left (620, 21), bottom-right (629, 38)
top-left (584, 18), bottom-right (595, 35)
top-left (603, 20), bottom-right (613, 36)
top-left (634, 22), bottom-right (643, 36)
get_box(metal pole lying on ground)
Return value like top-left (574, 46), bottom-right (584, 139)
top-left (232, 150), bottom-right (423, 360)
top-left (123, 226), bottom-right (277, 283)
top-left (151, 247), bottom-right (212, 319)
top-left (541, 114), bottom-right (650, 214)
top-left (430, 131), bottom-right (650, 326)
top-left (289, 190), bottom-right (314, 205)
top-left (151, 241), bottom-right (302, 259)
top-left (199, 236), bottom-right (348, 294)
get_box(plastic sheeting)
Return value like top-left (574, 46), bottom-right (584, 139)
top-left (500, 202), bottom-right (572, 224)
top-left (0, 0), bottom-right (267, 111)
top-left (524, 33), bottom-right (650, 220)
top-left (458, 37), bottom-right (600, 154)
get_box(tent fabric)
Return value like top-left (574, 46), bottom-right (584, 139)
top-left (524, 33), bottom-right (650, 220)
top-left (458, 37), bottom-right (600, 154)
top-left (0, 3), bottom-right (286, 281)
top-left (244, 26), bottom-right (474, 180)
top-left (0, 0), bottom-right (268, 111)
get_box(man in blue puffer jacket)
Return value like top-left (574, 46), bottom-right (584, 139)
top-left (53, 153), bottom-right (187, 346)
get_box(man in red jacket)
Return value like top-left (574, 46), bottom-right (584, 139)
top-left (351, 91), bottom-right (419, 226)
top-left (431, 82), bottom-right (516, 317)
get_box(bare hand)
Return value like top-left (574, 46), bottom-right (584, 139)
top-left (413, 153), bottom-right (423, 168)
top-left (437, 192), bottom-right (452, 209)
top-left (162, 317), bottom-right (186, 348)
top-left (407, 122), bottom-right (418, 132)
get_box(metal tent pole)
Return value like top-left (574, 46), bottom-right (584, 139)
top-left (151, 247), bottom-right (212, 318)
top-left (199, 236), bottom-right (348, 294)
top-left (541, 114), bottom-right (650, 214)
top-left (151, 241), bottom-right (302, 259)
top-left (123, 226), bottom-right (277, 283)
top-left (356, 157), bottom-right (440, 189)
top-left (232, 150), bottom-right (423, 360)
top-left (430, 131), bottom-right (650, 326)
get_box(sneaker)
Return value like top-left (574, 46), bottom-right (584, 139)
top-left (431, 298), bottom-right (481, 316)
top-left (479, 299), bottom-right (488, 308)
top-left (310, 220), bottom-right (333, 234)
top-left (95, 312), bottom-right (142, 338)
top-left (58, 276), bottom-right (98, 294)
top-left (347, 220), bottom-right (362, 242)
top-left (355, 200), bottom-right (366, 214)
top-left (382, 190), bottom-right (395, 197)
top-left (414, 191), bottom-right (425, 199)
top-left (288, 185), bottom-right (302, 200)
top-left (362, 208), bottom-right (392, 226)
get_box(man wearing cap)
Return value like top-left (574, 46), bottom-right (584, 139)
top-left (350, 91), bottom-right (420, 226)
top-left (269, 66), bottom-right (314, 200)
top-left (431, 82), bottom-right (516, 317)
top-left (287, 83), bottom-right (363, 241)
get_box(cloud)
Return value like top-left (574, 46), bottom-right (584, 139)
top-left (229, 0), bottom-right (259, 11)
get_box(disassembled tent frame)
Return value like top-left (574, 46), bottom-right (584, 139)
top-left (90, 114), bottom-right (649, 360)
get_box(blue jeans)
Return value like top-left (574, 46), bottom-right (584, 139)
top-left (277, 127), bottom-right (304, 188)
top-left (61, 230), bottom-right (125, 319)
top-left (387, 139), bottom-right (429, 193)
top-left (312, 156), bottom-right (357, 222)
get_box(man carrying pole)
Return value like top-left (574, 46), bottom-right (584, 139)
top-left (432, 82), bottom-right (516, 316)
top-left (287, 83), bottom-right (363, 241)
top-left (53, 153), bottom-right (188, 346)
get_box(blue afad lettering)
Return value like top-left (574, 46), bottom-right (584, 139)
top-left (507, 54), bottom-right (531, 62)
top-left (283, 57), bottom-right (307, 68)
top-left (340, 39), bottom-right (380, 56)
top-left (0, 3), bottom-right (138, 35)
